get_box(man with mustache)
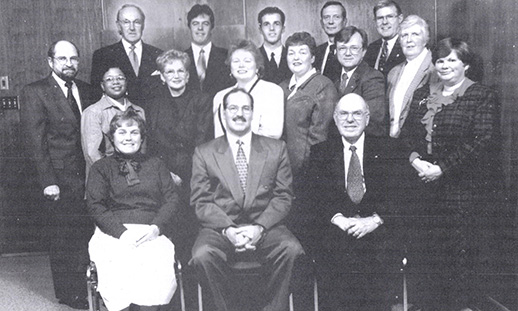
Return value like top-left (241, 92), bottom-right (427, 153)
top-left (190, 88), bottom-right (304, 311)
top-left (20, 40), bottom-right (96, 309)
top-left (90, 4), bottom-right (162, 107)
top-left (185, 4), bottom-right (233, 97)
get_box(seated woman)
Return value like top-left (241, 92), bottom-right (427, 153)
top-left (87, 110), bottom-right (179, 311)
top-left (213, 39), bottom-right (284, 139)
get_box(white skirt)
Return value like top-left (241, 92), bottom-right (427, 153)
top-left (89, 225), bottom-right (177, 311)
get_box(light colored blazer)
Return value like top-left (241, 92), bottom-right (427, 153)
top-left (190, 134), bottom-right (293, 230)
top-left (387, 50), bottom-right (436, 137)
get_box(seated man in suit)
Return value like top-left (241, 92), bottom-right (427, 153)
top-left (190, 88), bottom-right (304, 311)
top-left (335, 26), bottom-right (386, 137)
top-left (185, 4), bottom-right (234, 97)
top-left (257, 6), bottom-right (291, 84)
top-left (364, 0), bottom-right (405, 76)
top-left (314, 1), bottom-right (348, 82)
top-left (90, 4), bottom-right (163, 107)
top-left (304, 94), bottom-right (398, 311)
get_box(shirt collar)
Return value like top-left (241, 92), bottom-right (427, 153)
top-left (341, 64), bottom-right (359, 78)
top-left (263, 44), bottom-right (283, 58)
top-left (104, 95), bottom-right (129, 111)
top-left (341, 132), bottom-right (365, 153)
top-left (407, 48), bottom-right (429, 66)
top-left (289, 68), bottom-right (317, 90)
top-left (226, 130), bottom-right (252, 148)
top-left (192, 41), bottom-right (212, 58)
top-left (121, 38), bottom-right (142, 50)
top-left (385, 35), bottom-right (398, 51)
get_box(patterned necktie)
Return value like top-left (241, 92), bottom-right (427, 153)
top-left (323, 44), bottom-right (335, 76)
top-left (269, 52), bottom-right (278, 69)
top-left (64, 81), bottom-right (81, 121)
top-left (129, 44), bottom-right (139, 76)
top-left (347, 145), bottom-right (364, 204)
top-left (339, 72), bottom-right (349, 95)
top-left (378, 40), bottom-right (388, 72)
top-left (235, 140), bottom-right (248, 193)
top-left (197, 49), bottom-right (207, 88)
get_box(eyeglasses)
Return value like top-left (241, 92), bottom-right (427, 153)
top-left (118, 19), bottom-right (143, 28)
top-left (53, 56), bottom-right (79, 65)
top-left (337, 46), bottom-right (362, 55)
top-left (335, 110), bottom-right (366, 120)
top-left (376, 14), bottom-right (398, 23)
top-left (226, 105), bottom-right (252, 115)
top-left (103, 76), bottom-right (127, 83)
top-left (163, 69), bottom-right (187, 77)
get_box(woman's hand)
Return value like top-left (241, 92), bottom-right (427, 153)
top-left (119, 225), bottom-right (160, 247)
top-left (419, 163), bottom-right (443, 183)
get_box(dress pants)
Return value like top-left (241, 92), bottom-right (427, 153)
top-left (191, 225), bottom-right (304, 311)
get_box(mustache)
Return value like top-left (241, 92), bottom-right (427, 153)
top-left (232, 116), bottom-right (247, 122)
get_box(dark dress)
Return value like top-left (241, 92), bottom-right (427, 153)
top-left (401, 81), bottom-right (503, 310)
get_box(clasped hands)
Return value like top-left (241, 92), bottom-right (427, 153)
top-left (119, 225), bottom-right (160, 248)
top-left (332, 215), bottom-right (378, 239)
top-left (224, 225), bottom-right (264, 252)
top-left (411, 158), bottom-right (443, 183)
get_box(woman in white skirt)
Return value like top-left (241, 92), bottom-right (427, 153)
top-left (86, 110), bottom-right (178, 311)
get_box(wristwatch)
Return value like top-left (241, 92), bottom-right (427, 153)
top-left (371, 214), bottom-right (384, 225)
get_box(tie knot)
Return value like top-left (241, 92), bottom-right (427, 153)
top-left (329, 44), bottom-right (336, 53)
top-left (342, 72), bottom-right (348, 81)
top-left (237, 140), bottom-right (243, 147)
top-left (350, 145), bottom-right (357, 152)
top-left (64, 81), bottom-right (73, 89)
top-left (270, 52), bottom-right (275, 59)
top-left (200, 49), bottom-right (205, 55)
top-left (130, 44), bottom-right (136, 51)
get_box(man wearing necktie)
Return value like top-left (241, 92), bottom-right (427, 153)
top-left (185, 4), bottom-right (233, 97)
top-left (364, 0), bottom-right (405, 77)
top-left (304, 94), bottom-right (398, 311)
top-left (20, 40), bottom-right (96, 309)
top-left (257, 7), bottom-right (291, 84)
top-left (190, 88), bottom-right (304, 311)
top-left (314, 1), bottom-right (348, 82)
top-left (90, 4), bottom-right (163, 107)
top-left (334, 26), bottom-right (386, 137)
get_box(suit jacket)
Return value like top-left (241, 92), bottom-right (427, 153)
top-left (364, 38), bottom-right (405, 76)
top-left (190, 134), bottom-right (293, 231)
top-left (314, 42), bottom-right (342, 83)
top-left (185, 44), bottom-right (234, 98)
top-left (259, 45), bottom-right (291, 85)
top-left (20, 74), bottom-right (95, 191)
top-left (334, 61), bottom-right (387, 136)
top-left (90, 40), bottom-right (163, 105)
top-left (279, 72), bottom-right (338, 179)
top-left (387, 50), bottom-right (436, 137)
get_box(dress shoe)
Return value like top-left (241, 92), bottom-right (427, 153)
top-left (59, 296), bottom-right (89, 310)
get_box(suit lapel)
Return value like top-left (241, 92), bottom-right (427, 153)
top-left (46, 75), bottom-right (79, 124)
top-left (213, 138), bottom-right (245, 207)
top-left (115, 41), bottom-right (137, 79)
top-left (400, 50), bottom-right (432, 124)
top-left (243, 135), bottom-right (267, 209)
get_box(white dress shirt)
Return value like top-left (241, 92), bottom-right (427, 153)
top-left (320, 40), bottom-right (334, 72)
top-left (263, 45), bottom-right (283, 66)
top-left (52, 72), bottom-right (82, 114)
top-left (342, 134), bottom-right (365, 190)
top-left (226, 130), bottom-right (252, 164)
top-left (340, 65), bottom-right (359, 88)
top-left (191, 41), bottom-right (212, 71)
top-left (374, 35), bottom-right (398, 69)
top-left (121, 39), bottom-right (142, 68)
top-left (287, 68), bottom-right (317, 99)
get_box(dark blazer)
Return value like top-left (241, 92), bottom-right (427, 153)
top-left (90, 40), bottom-right (163, 105)
top-left (314, 42), bottom-right (342, 83)
top-left (364, 38), bottom-right (405, 77)
top-left (259, 45), bottom-right (291, 84)
top-left (20, 74), bottom-right (95, 190)
top-left (335, 61), bottom-right (387, 136)
top-left (190, 134), bottom-right (293, 231)
top-left (185, 44), bottom-right (234, 98)
top-left (147, 87), bottom-right (213, 184)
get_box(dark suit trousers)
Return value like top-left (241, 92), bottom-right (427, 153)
top-left (191, 225), bottom-right (304, 311)
top-left (46, 169), bottom-right (94, 300)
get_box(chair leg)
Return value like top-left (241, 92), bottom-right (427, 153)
top-left (86, 261), bottom-right (100, 311)
top-left (176, 260), bottom-right (186, 311)
top-left (314, 276), bottom-right (318, 311)
top-left (289, 293), bottom-right (294, 311)
top-left (198, 283), bottom-right (203, 311)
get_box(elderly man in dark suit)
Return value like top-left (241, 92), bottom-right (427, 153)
top-left (364, 0), bottom-right (405, 76)
top-left (20, 40), bottom-right (95, 310)
top-left (90, 4), bottom-right (162, 106)
top-left (257, 6), bottom-right (291, 84)
top-left (334, 26), bottom-right (386, 137)
top-left (304, 94), bottom-right (398, 311)
top-left (314, 1), bottom-right (348, 82)
top-left (185, 4), bottom-right (234, 97)
top-left (190, 88), bottom-right (304, 311)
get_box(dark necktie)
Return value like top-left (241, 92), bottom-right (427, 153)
top-left (339, 72), bottom-right (349, 95)
top-left (235, 140), bottom-right (248, 193)
top-left (269, 52), bottom-right (278, 69)
top-left (197, 49), bottom-right (207, 89)
top-left (129, 44), bottom-right (139, 76)
top-left (64, 81), bottom-right (81, 121)
top-left (378, 40), bottom-right (388, 72)
top-left (323, 44), bottom-right (335, 77)
top-left (347, 145), bottom-right (364, 204)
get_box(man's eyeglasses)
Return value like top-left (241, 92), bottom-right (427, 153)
top-left (103, 76), bottom-right (127, 83)
top-left (226, 105), bottom-right (252, 115)
top-left (118, 19), bottom-right (143, 28)
top-left (337, 46), bottom-right (362, 55)
top-left (335, 110), bottom-right (366, 120)
top-left (376, 14), bottom-right (398, 24)
top-left (53, 56), bottom-right (79, 65)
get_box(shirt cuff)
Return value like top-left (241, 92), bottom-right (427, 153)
top-left (331, 213), bottom-right (345, 225)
